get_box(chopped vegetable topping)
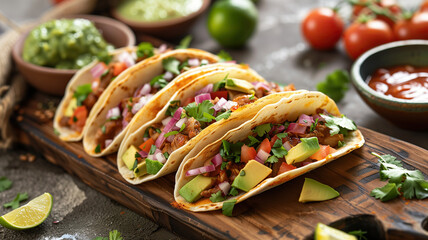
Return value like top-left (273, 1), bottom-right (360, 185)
top-left (74, 83), bottom-right (92, 106)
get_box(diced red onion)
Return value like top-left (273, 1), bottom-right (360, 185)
top-left (223, 101), bottom-right (238, 110)
top-left (185, 165), bottom-right (215, 177)
top-left (105, 139), bottom-right (113, 148)
top-left (132, 94), bottom-right (153, 114)
top-left (252, 82), bottom-right (271, 91)
top-left (218, 181), bottom-right (231, 196)
top-left (158, 44), bottom-right (168, 53)
top-left (173, 107), bottom-right (184, 120)
top-left (313, 114), bottom-right (325, 122)
top-left (297, 114), bottom-right (314, 127)
top-left (106, 107), bottom-right (120, 119)
top-left (91, 80), bottom-right (99, 91)
top-left (195, 84), bottom-right (213, 95)
top-left (171, 126), bottom-right (180, 131)
top-left (188, 58), bottom-right (200, 67)
top-left (175, 118), bottom-right (186, 129)
top-left (134, 83), bottom-right (151, 98)
top-left (155, 152), bottom-right (166, 164)
top-left (117, 51), bottom-right (135, 67)
top-left (283, 141), bottom-right (292, 151)
top-left (211, 153), bottom-right (222, 167)
top-left (166, 134), bottom-right (175, 143)
top-left (286, 123), bottom-right (306, 134)
top-left (138, 150), bottom-right (148, 158)
top-left (163, 71), bottom-right (174, 81)
top-left (195, 93), bottom-right (211, 104)
top-left (90, 62), bottom-right (108, 79)
top-left (162, 116), bottom-right (172, 126)
top-left (276, 125), bottom-right (286, 133)
top-left (256, 149), bottom-right (270, 164)
top-left (122, 107), bottom-right (129, 128)
top-left (155, 107), bottom-right (184, 148)
top-left (213, 98), bottom-right (227, 111)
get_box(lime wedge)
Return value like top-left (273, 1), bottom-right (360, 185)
top-left (0, 192), bottom-right (53, 230)
top-left (315, 223), bottom-right (357, 240)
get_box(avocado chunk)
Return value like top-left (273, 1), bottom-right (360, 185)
top-left (299, 178), bottom-right (339, 203)
top-left (64, 97), bottom-right (77, 117)
top-left (122, 145), bottom-right (139, 170)
top-left (146, 158), bottom-right (164, 175)
top-left (314, 223), bottom-right (357, 240)
top-left (285, 137), bottom-right (320, 165)
top-left (225, 78), bottom-right (255, 94)
top-left (133, 161), bottom-right (147, 177)
top-left (179, 175), bottom-right (216, 203)
top-left (231, 160), bottom-right (272, 192)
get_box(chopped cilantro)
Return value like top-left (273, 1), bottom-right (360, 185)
top-left (136, 42), bottom-right (154, 58)
top-left (0, 177), bottom-right (12, 192)
top-left (101, 125), bottom-right (106, 134)
top-left (163, 152), bottom-right (169, 159)
top-left (220, 140), bottom-right (244, 163)
top-left (271, 140), bottom-right (288, 158)
top-left (247, 136), bottom-right (260, 147)
top-left (183, 101), bottom-right (215, 123)
top-left (176, 35), bottom-right (192, 49)
top-left (266, 155), bottom-right (278, 164)
top-left (101, 69), bottom-right (110, 77)
top-left (135, 152), bottom-right (141, 159)
top-left (164, 131), bottom-right (179, 138)
top-left (150, 75), bottom-right (169, 89)
top-left (337, 141), bottom-right (345, 148)
top-left (221, 161), bottom-right (228, 170)
top-left (73, 116), bottom-right (78, 122)
top-left (109, 230), bottom-right (123, 240)
top-left (321, 114), bottom-right (357, 136)
top-left (370, 182), bottom-right (400, 202)
top-left (3, 193), bottom-right (28, 209)
top-left (132, 160), bottom-right (138, 170)
top-left (210, 191), bottom-right (226, 203)
top-left (108, 115), bottom-right (121, 121)
top-left (74, 83), bottom-right (92, 106)
top-left (179, 60), bottom-right (189, 71)
top-left (249, 94), bottom-right (255, 100)
top-left (165, 100), bottom-right (181, 117)
top-left (316, 69), bottom-right (350, 102)
top-left (149, 145), bottom-right (156, 155)
top-left (222, 199), bottom-right (237, 217)
top-left (348, 230), bottom-right (368, 240)
top-left (276, 133), bottom-right (288, 140)
top-left (217, 50), bottom-right (232, 62)
top-left (203, 112), bottom-right (216, 121)
top-left (215, 110), bottom-right (231, 121)
top-left (162, 57), bottom-right (181, 75)
top-left (229, 187), bottom-right (238, 196)
top-left (310, 118), bottom-right (319, 132)
top-left (253, 123), bottom-right (272, 137)
top-left (95, 144), bottom-right (101, 153)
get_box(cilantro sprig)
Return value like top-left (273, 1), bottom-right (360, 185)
top-left (370, 152), bottom-right (428, 201)
top-left (316, 69), bottom-right (350, 102)
top-left (252, 123), bottom-right (271, 137)
top-left (136, 42), bottom-right (154, 59)
top-left (321, 114), bottom-right (357, 136)
top-left (220, 140), bottom-right (244, 163)
top-left (183, 100), bottom-right (215, 124)
top-left (3, 192), bottom-right (28, 209)
top-left (0, 176), bottom-right (12, 192)
top-left (74, 83), bottom-right (92, 106)
top-left (217, 50), bottom-right (233, 62)
top-left (92, 229), bottom-right (123, 240)
top-left (162, 57), bottom-right (181, 75)
top-left (176, 35), bottom-right (192, 49)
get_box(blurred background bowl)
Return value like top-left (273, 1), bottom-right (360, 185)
top-left (12, 14), bottom-right (136, 96)
top-left (351, 40), bottom-right (428, 130)
top-left (111, 0), bottom-right (210, 40)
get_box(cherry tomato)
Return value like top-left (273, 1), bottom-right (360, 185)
top-left (344, 19), bottom-right (394, 60)
top-left (210, 91), bottom-right (228, 100)
top-left (301, 8), bottom-right (344, 50)
top-left (420, 0), bottom-right (428, 12)
top-left (68, 106), bottom-right (88, 131)
top-left (241, 144), bottom-right (256, 163)
top-left (351, 0), bottom-right (401, 28)
top-left (408, 11), bottom-right (428, 40)
top-left (393, 18), bottom-right (414, 40)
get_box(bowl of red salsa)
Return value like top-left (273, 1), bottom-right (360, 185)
top-left (351, 40), bottom-right (428, 130)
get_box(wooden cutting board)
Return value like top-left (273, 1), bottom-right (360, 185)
top-left (15, 95), bottom-right (428, 240)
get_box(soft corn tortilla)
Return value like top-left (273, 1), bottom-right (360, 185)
top-left (53, 46), bottom-right (137, 142)
top-left (174, 91), bottom-right (365, 212)
top-left (117, 67), bottom-right (305, 184)
top-left (83, 49), bottom-right (220, 156)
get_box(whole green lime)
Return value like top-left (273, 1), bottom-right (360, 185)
top-left (207, 0), bottom-right (258, 48)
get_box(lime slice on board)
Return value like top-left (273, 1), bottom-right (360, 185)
top-left (315, 223), bottom-right (357, 240)
top-left (0, 192), bottom-right (53, 230)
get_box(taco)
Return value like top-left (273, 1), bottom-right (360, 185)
top-left (54, 43), bottom-right (159, 141)
top-left (82, 49), bottom-right (220, 156)
top-left (174, 91), bottom-right (364, 212)
top-left (117, 66), bottom-right (298, 184)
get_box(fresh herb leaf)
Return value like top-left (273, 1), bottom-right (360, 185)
top-left (108, 115), bottom-right (121, 121)
top-left (316, 69), bottom-right (350, 102)
top-left (0, 177), bottom-right (12, 192)
top-left (310, 118), bottom-right (319, 132)
top-left (229, 187), bottom-right (238, 196)
top-left (73, 116), bottom-right (78, 122)
top-left (163, 152), bottom-right (169, 159)
top-left (247, 136), bottom-right (260, 147)
top-left (179, 60), bottom-right (189, 71)
top-left (3, 193), bottom-right (28, 209)
top-left (217, 50), bottom-right (232, 62)
top-left (348, 230), bottom-right (368, 240)
top-left (136, 42), bottom-right (154, 58)
top-left (101, 125), bottom-right (106, 134)
top-left (249, 94), bottom-right (255, 100)
top-left (95, 144), bottom-right (101, 153)
top-left (253, 123), bottom-right (272, 137)
top-left (132, 160), bottom-right (138, 170)
top-left (176, 35), bottom-right (192, 49)
top-left (149, 145), bottom-right (156, 155)
top-left (220, 140), bottom-right (243, 163)
top-left (162, 57), bottom-right (181, 75)
top-left (164, 131), bottom-right (179, 138)
top-left (165, 100), bottom-right (181, 117)
top-left (203, 112), bottom-right (216, 121)
top-left (101, 69), bottom-right (110, 77)
top-left (210, 191), bottom-right (226, 203)
top-left (215, 110), bottom-right (231, 121)
top-left (337, 140), bottom-right (345, 148)
top-left (184, 101), bottom-right (215, 123)
top-left (135, 152), bottom-right (141, 159)
top-left (74, 84), bottom-right (92, 106)
top-left (221, 161), bottom-right (228, 170)
top-left (271, 140), bottom-right (288, 158)
top-left (321, 114), bottom-right (357, 136)
top-left (266, 155), bottom-right (278, 164)
top-left (150, 75), bottom-right (169, 89)
top-left (222, 199), bottom-right (237, 217)
top-left (370, 182), bottom-right (400, 202)
top-left (54, 128), bottom-right (61, 136)
top-left (109, 230), bottom-right (123, 240)
top-left (179, 123), bottom-right (186, 132)
top-left (276, 133), bottom-right (288, 140)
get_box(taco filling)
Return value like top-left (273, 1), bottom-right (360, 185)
top-left (178, 110), bottom-right (357, 203)
top-left (94, 56), bottom-right (216, 153)
top-left (121, 76), bottom-right (295, 178)
top-left (58, 42), bottom-right (157, 133)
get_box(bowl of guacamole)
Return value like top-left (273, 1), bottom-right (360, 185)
top-left (12, 15), bottom-right (135, 96)
top-left (111, 0), bottom-right (211, 40)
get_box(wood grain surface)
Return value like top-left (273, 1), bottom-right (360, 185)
top-left (15, 96), bottom-right (428, 240)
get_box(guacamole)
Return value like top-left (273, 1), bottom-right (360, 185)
top-left (22, 18), bottom-right (114, 69)
top-left (116, 0), bottom-right (203, 22)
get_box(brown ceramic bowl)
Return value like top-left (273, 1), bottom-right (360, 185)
top-left (351, 40), bottom-right (428, 130)
top-left (12, 14), bottom-right (135, 96)
top-left (111, 0), bottom-right (211, 40)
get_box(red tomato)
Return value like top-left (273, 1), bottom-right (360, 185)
top-left (309, 145), bottom-right (335, 160)
top-left (278, 162), bottom-right (296, 175)
top-left (139, 138), bottom-right (155, 153)
top-left (68, 106), bottom-right (88, 130)
top-left (241, 144), bottom-right (257, 163)
top-left (343, 19), bottom-right (394, 60)
top-left (113, 62), bottom-right (128, 76)
top-left (257, 138), bottom-right (271, 154)
top-left (393, 18), bottom-right (414, 40)
top-left (408, 11), bottom-right (428, 40)
top-left (270, 135), bottom-right (279, 147)
top-left (210, 91), bottom-right (228, 100)
top-left (351, 0), bottom-right (401, 28)
top-left (420, 0), bottom-right (428, 12)
top-left (301, 8), bottom-right (344, 50)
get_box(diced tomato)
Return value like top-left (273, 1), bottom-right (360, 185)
top-left (257, 138), bottom-right (271, 154)
top-left (210, 90), bottom-right (228, 100)
top-left (270, 135), bottom-right (279, 147)
top-left (68, 106), bottom-right (88, 129)
top-left (241, 144), bottom-right (257, 163)
top-left (113, 62), bottom-right (128, 76)
top-left (230, 105), bottom-right (239, 111)
top-left (309, 145), bottom-right (336, 160)
top-left (139, 138), bottom-right (155, 153)
top-left (278, 162), bottom-right (296, 175)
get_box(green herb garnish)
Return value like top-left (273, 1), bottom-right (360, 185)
top-left (0, 177), bottom-right (12, 192)
top-left (3, 193), bottom-right (28, 209)
top-left (253, 123), bottom-right (272, 137)
top-left (136, 42), bottom-right (154, 58)
top-left (210, 191), bottom-right (226, 203)
top-left (162, 57), bottom-right (181, 75)
top-left (74, 83), bottom-right (92, 106)
top-left (222, 199), bottom-right (237, 217)
top-left (316, 70), bottom-right (350, 102)
top-left (176, 35), bottom-right (192, 49)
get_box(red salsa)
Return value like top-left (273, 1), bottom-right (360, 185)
top-left (366, 65), bottom-right (428, 101)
